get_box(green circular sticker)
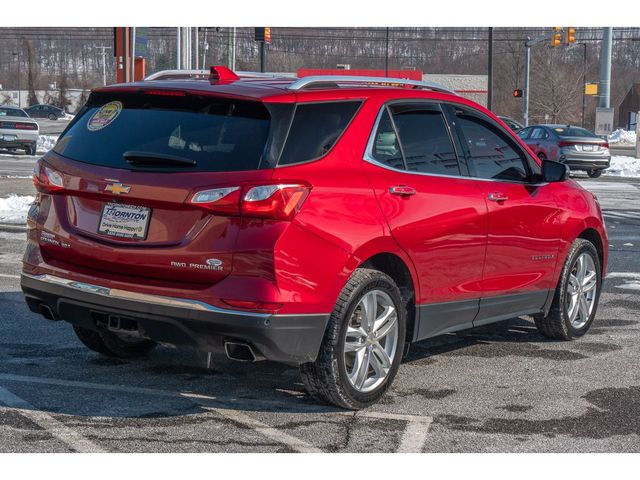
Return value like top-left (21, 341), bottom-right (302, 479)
top-left (87, 101), bottom-right (123, 132)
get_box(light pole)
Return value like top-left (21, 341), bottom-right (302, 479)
top-left (523, 33), bottom-right (554, 126)
top-left (577, 42), bottom-right (587, 127)
top-left (12, 50), bottom-right (21, 108)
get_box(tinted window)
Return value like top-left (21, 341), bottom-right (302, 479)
top-left (517, 127), bottom-right (531, 139)
top-left (0, 107), bottom-right (28, 118)
top-left (530, 127), bottom-right (547, 139)
top-left (552, 126), bottom-right (596, 138)
top-left (53, 93), bottom-right (272, 172)
top-left (391, 107), bottom-right (460, 176)
top-left (278, 101), bottom-right (361, 165)
top-left (371, 109), bottom-right (404, 169)
top-left (457, 115), bottom-right (529, 182)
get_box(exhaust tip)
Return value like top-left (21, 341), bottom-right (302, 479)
top-left (39, 304), bottom-right (57, 321)
top-left (224, 341), bottom-right (257, 362)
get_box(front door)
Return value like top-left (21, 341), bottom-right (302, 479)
top-left (448, 105), bottom-right (562, 325)
top-left (362, 102), bottom-right (487, 340)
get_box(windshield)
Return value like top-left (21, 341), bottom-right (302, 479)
top-left (552, 127), bottom-right (596, 138)
top-left (53, 92), bottom-right (274, 172)
top-left (0, 107), bottom-right (28, 118)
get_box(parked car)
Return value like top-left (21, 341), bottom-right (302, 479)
top-left (517, 124), bottom-right (610, 178)
top-left (24, 104), bottom-right (66, 120)
top-left (0, 105), bottom-right (39, 155)
top-left (498, 115), bottom-right (524, 132)
top-left (21, 68), bottom-right (608, 409)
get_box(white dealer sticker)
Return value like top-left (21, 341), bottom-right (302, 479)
top-left (98, 203), bottom-right (151, 240)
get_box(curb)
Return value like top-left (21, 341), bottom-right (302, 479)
top-left (0, 223), bottom-right (27, 233)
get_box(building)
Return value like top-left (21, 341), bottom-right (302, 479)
top-left (618, 83), bottom-right (639, 131)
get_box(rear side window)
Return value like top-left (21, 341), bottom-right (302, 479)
top-left (53, 93), bottom-right (273, 172)
top-left (371, 109), bottom-right (404, 169)
top-left (390, 106), bottom-right (459, 176)
top-left (278, 101), bottom-right (361, 166)
top-left (456, 114), bottom-right (529, 182)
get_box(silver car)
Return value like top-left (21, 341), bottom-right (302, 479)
top-left (0, 105), bottom-right (39, 155)
top-left (517, 124), bottom-right (610, 178)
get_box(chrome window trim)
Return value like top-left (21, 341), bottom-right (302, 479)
top-left (363, 102), bottom-right (548, 186)
top-left (23, 273), bottom-right (330, 319)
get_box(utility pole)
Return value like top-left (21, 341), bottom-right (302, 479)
top-left (259, 41), bottom-right (265, 72)
top-left (97, 46), bottom-right (111, 86)
top-left (522, 33), bottom-right (554, 126)
top-left (228, 27), bottom-right (233, 69)
top-left (231, 27), bottom-right (237, 71)
top-left (176, 27), bottom-right (181, 69)
top-left (487, 27), bottom-right (493, 111)
top-left (385, 27), bottom-right (389, 76)
top-left (598, 27), bottom-right (613, 109)
top-left (577, 42), bottom-right (587, 127)
top-left (12, 49), bottom-right (21, 107)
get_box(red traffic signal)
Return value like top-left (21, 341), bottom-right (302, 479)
top-left (254, 27), bottom-right (271, 44)
top-left (513, 89), bottom-right (523, 98)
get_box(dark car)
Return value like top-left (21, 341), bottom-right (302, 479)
top-left (518, 124), bottom-right (610, 178)
top-left (24, 104), bottom-right (66, 120)
top-left (21, 67), bottom-right (608, 409)
top-left (498, 115), bottom-right (523, 132)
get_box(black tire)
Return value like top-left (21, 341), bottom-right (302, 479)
top-left (48, 113), bottom-right (57, 120)
top-left (534, 239), bottom-right (602, 340)
top-left (587, 169), bottom-right (603, 178)
top-left (300, 268), bottom-right (406, 409)
top-left (26, 145), bottom-right (36, 156)
top-left (73, 325), bottom-right (157, 358)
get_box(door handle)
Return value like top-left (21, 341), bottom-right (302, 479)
top-left (488, 192), bottom-right (509, 202)
top-left (389, 185), bottom-right (417, 196)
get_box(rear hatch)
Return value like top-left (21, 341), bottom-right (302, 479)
top-left (37, 89), bottom-right (288, 285)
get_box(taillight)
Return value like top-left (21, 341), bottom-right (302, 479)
top-left (33, 160), bottom-right (64, 193)
top-left (189, 183), bottom-right (310, 220)
top-left (241, 184), bottom-right (310, 220)
top-left (558, 141), bottom-right (578, 148)
top-left (14, 122), bottom-right (38, 130)
top-left (602, 142), bottom-right (609, 149)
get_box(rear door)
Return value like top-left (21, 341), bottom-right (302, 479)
top-left (39, 90), bottom-right (281, 285)
top-left (447, 105), bottom-right (562, 324)
top-left (362, 101), bottom-right (487, 340)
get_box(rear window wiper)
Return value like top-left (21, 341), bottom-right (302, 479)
top-left (123, 151), bottom-right (197, 167)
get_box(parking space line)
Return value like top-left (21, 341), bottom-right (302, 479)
top-left (0, 386), bottom-right (105, 453)
top-left (204, 407), bottom-right (323, 453)
top-left (397, 418), bottom-right (433, 453)
top-left (0, 273), bottom-right (20, 279)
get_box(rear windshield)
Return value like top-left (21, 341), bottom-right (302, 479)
top-left (552, 127), bottom-right (595, 138)
top-left (53, 92), bottom-right (274, 172)
top-left (0, 107), bottom-right (28, 118)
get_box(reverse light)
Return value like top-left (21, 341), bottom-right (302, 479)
top-left (241, 184), bottom-right (311, 220)
top-left (189, 186), bottom-right (241, 214)
top-left (33, 160), bottom-right (64, 193)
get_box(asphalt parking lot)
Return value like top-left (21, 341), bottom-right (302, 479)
top-left (0, 154), bottom-right (639, 452)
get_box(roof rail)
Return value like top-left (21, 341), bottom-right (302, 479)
top-left (144, 69), bottom-right (296, 82)
top-left (287, 75), bottom-right (456, 94)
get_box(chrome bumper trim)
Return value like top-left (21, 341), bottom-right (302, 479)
top-left (21, 273), bottom-right (270, 318)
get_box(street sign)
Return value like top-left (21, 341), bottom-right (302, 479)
top-left (585, 83), bottom-right (598, 96)
top-left (595, 107), bottom-right (615, 136)
top-left (135, 27), bottom-right (148, 58)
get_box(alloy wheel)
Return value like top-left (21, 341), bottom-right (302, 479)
top-left (566, 252), bottom-right (598, 329)
top-left (343, 289), bottom-right (399, 393)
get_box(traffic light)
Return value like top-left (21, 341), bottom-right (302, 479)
top-left (513, 89), bottom-right (523, 98)
top-left (565, 27), bottom-right (576, 44)
top-left (551, 27), bottom-right (562, 47)
top-left (254, 27), bottom-right (271, 45)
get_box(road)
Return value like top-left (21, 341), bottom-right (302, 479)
top-left (0, 155), bottom-right (639, 452)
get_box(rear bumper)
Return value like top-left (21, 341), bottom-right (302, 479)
top-left (560, 153), bottom-right (611, 171)
top-left (21, 273), bottom-right (329, 366)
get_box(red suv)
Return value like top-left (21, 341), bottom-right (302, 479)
top-left (21, 67), bottom-right (608, 409)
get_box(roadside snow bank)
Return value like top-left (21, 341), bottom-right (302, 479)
top-left (0, 194), bottom-right (35, 224)
top-left (608, 129), bottom-right (637, 145)
top-left (604, 155), bottom-right (640, 177)
top-left (37, 135), bottom-right (59, 153)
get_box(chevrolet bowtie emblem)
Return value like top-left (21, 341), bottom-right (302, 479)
top-left (105, 182), bottom-right (131, 195)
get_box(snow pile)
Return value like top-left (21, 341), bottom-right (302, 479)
top-left (608, 129), bottom-right (637, 145)
top-left (37, 135), bottom-right (59, 153)
top-left (0, 194), bottom-right (35, 224)
top-left (604, 155), bottom-right (640, 178)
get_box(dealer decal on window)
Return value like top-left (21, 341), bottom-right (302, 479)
top-left (87, 101), bottom-right (123, 132)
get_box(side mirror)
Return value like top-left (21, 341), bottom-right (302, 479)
top-left (541, 159), bottom-right (569, 182)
